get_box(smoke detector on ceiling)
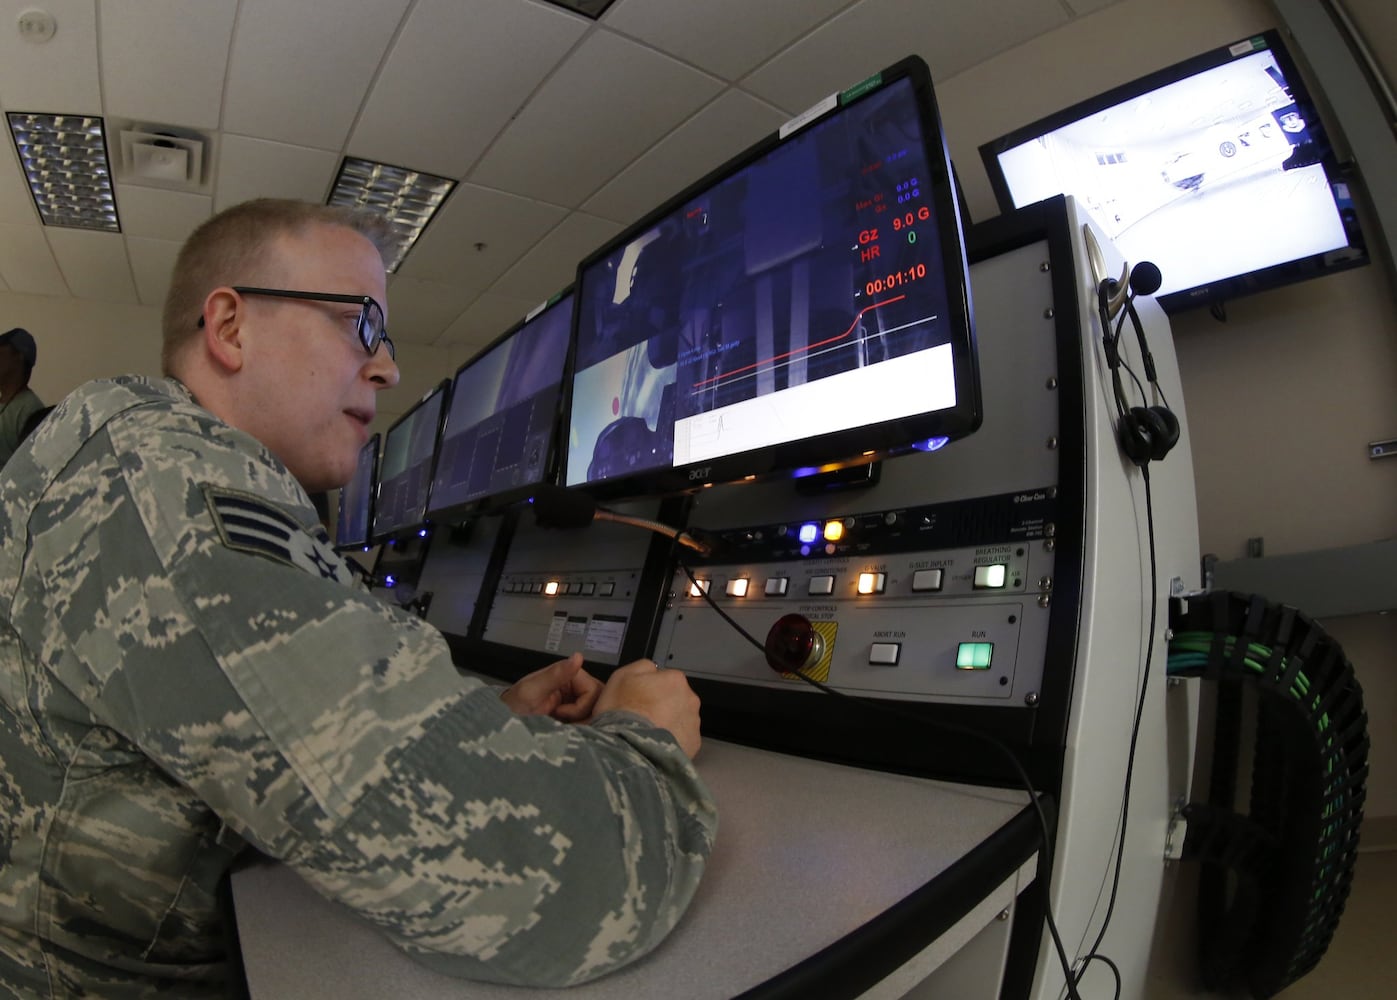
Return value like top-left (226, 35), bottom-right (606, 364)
top-left (16, 8), bottom-right (57, 44)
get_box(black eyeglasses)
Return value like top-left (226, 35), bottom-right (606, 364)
top-left (199, 286), bottom-right (395, 360)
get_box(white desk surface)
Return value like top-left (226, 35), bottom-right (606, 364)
top-left (233, 740), bottom-right (1035, 999)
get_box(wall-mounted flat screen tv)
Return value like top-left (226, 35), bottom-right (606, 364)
top-left (979, 30), bottom-right (1368, 313)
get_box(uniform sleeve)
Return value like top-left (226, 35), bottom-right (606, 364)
top-left (27, 409), bottom-right (717, 987)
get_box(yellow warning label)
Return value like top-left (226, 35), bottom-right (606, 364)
top-left (783, 620), bottom-right (838, 683)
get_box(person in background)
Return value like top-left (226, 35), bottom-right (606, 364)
top-left (0, 327), bottom-right (44, 466)
top-left (0, 198), bottom-right (716, 997)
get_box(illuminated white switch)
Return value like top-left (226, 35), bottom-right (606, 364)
top-left (689, 579), bottom-right (711, 598)
top-left (973, 564), bottom-right (1008, 589)
top-left (869, 642), bottom-right (901, 666)
top-left (856, 572), bottom-right (886, 595)
top-left (912, 569), bottom-right (944, 592)
top-left (808, 575), bottom-right (836, 596)
top-left (765, 576), bottom-right (789, 596)
top-left (726, 578), bottom-right (750, 597)
top-left (544, 581), bottom-right (560, 596)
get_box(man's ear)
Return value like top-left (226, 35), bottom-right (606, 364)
top-left (201, 288), bottom-right (245, 374)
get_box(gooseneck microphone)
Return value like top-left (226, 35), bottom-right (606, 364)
top-left (529, 485), bottom-right (713, 555)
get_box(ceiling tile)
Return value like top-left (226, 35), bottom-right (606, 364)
top-left (743, 0), bottom-right (1067, 109)
top-left (382, 276), bottom-right (477, 346)
top-left (115, 185), bottom-right (211, 241)
top-left (213, 135), bottom-right (341, 212)
top-left (604, 0), bottom-right (849, 81)
top-left (0, 223), bottom-right (67, 295)
top-left (0, 0), bottom-right (101, 113)
top-left (582, 89), bottom-right (787, 225)
top-left (489, 211), bottom-right (622, 302)
top-left (394, 183), bottom-right (567, 289)
top-left (434, 289), bottom-right (540, 350)
top-left (97, 1), bottom-right (237, 129)
top-left (349, 0), bottom-right (587, 178)
top-left (127, 236), bottom-right (182, 308)
top-left (469, 31), bottom-right (724, 207)
top-left (46, 229), bottom-right (137, 302)
top-left (223, 0), bottom-right (411, 150)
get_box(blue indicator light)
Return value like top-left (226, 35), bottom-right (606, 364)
top-left (913, 436), bottom-right (951, 453)
top-left (792, 466), bottom-right (821, 478)
top-left (384, 574), bottom-right (397, 588)
top-left (798, 522), bottom-right (820, 544)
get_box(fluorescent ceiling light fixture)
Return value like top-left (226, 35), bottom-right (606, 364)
top-left (7, 112), bottom-right (119, 231)
top-left (540, 0), bottom-right (618, 17)
top-left (327, 157), bottom-right (455, 272)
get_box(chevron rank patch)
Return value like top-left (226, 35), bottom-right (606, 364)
top-left (203, 485), bottom-right (349, 583)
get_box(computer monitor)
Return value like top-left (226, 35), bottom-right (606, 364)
top-left (563, 55), bottom-right (979, 499)
top-left (427, 290), bottom-right (573, 522)
top-left (334, 432), bottom-right (379, 550)
top-left (372, 379), bottom-right (449, 542)
top-left (979, 29), bottom-right (1368, 313)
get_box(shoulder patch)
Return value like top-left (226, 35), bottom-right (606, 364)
top-left (203, 485), bottom-right (352, 585)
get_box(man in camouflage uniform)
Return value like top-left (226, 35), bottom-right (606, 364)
top-left (0, 199), bottom-right (717, 998)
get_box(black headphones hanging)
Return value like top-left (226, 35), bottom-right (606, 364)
top-left (1098, 261), bottom-right (1180, 468)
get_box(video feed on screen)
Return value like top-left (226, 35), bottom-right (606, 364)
top-left (567, 71), bottom-right (969, 490)
top-left (429, 293), bottom-right (572, 518)
top-left (373, 383), bottom-right (446, 539)
top-left (335, 433), bottom-right (378, 549)
top-left (990, 42), bottom-right (1349, 302)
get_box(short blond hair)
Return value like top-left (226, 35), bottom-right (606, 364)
top-left (161, 199), bottom-right (394, 375)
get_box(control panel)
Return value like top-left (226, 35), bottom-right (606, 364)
top-left (656, 489), bottom-right (1057, 704)
top-left (481, 499), bottom-right (668, 664)
top-left (420, 518), bottom-right (502, 636)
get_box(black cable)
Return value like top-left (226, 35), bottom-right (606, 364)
top-left (1070, 465), bottom-right (1157, 999)
top-left (673, 556), bottom-right (1089, 1000)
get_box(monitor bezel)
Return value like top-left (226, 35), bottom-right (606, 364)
top-left (370, 378), bottom-right (451, 544)
top-left (559, 54), bottom-right (979, 502)
top-left (334, 431), bottom-right (380, 551)
top-left (977, 28), bottom-right (1369, 314)
top-left (426, 289), bottom-right (574, 525)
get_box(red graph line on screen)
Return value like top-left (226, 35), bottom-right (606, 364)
top-left (690, 293), bottom-right (907, 391)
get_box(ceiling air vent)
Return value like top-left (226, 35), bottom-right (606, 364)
top-left (115, 125), bottom-right (213, 192)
